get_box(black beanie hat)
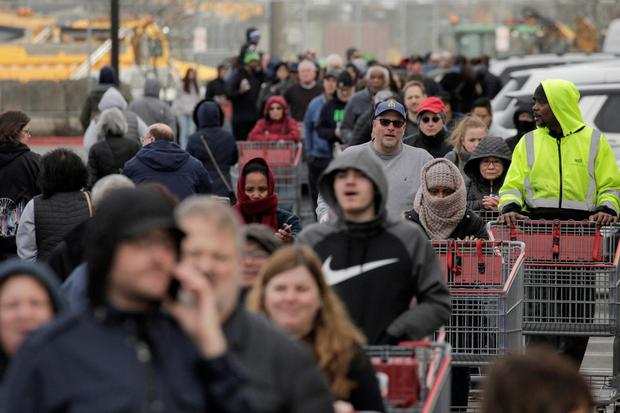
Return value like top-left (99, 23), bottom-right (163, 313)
top-left (534, 83), bottom-right (547, 101)
top-left (85, 187), bottom-right (184, 307)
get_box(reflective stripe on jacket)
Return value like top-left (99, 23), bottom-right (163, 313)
top-left (499, 127), bottom-right (620, 213)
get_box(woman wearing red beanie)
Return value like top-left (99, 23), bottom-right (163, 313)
top-left (403, 96), bottom-right (453, 158)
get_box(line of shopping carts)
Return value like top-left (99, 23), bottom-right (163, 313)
top-left (488, 220), bottom-right (620, 411)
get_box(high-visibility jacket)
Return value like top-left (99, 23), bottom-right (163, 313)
top-left (499, 79), bottom-right (620, 214)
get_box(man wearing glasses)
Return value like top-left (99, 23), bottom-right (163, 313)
top-left (316, 99), bottom-right (432, 221)
top-left (404, 97), bottom-right (453, 158)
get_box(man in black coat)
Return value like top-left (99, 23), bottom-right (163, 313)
top-left (226, 51), bottom-right (265, 140)
top-left (4, 187), bottom-right (255, 413)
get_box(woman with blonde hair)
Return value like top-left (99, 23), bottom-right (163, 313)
top-left (247, 245), bottom-right (385, 413)
top-left (445, 114), bottom-right (488, 174)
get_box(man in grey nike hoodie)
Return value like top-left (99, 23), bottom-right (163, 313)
top-left (298, 149), bottom-right (451, 344)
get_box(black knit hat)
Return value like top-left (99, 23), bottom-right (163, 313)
top-left (85, 187), bottom-right (184, 307)
top-left (534, 83), bottom-right (547, 101)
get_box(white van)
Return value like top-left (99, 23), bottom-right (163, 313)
top-left (490, 53), bottom-right (618, 85)
top-left (495, 62), bottom-right (620, 130)
top-left (506, 83), bottom-right (620, 164)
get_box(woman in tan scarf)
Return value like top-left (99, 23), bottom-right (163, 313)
top-left (403, 158), bottom-right (486, 240)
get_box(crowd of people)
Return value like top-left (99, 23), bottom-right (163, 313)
top-left (0, 27), bottom-right (619, 412)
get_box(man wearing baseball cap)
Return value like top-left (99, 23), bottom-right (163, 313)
top-left (316, 98), bottom-right (433, 222)
top-left (404, 96), bottom-right (453, 158)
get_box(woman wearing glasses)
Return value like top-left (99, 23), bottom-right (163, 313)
top-left (463, 135), bottom-right (512, 211)
top-left (0, 111), bottom-right (40, 260)
top-left (248, 96), bottom-right (301, 142)
top-left (403, 97), bottom-right (453, 158)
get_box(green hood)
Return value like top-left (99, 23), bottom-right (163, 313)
top-left (541, 79), bottom-right (584, 136)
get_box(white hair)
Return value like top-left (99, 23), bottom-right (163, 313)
top-left (91, 174), bottom-right (135, 208)
top-left (175, 195), bottom-right (245, 253)
top-left (298, 59), bottom-right (317, 72)
top-left (96, 107), bottom-right (127, 141)
top-left (366, 65), bottom-right (390, 83)
top-left (325, 53), bottom-right (344, 70)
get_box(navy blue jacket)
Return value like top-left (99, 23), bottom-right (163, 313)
top-left (3, 306), bottom-right (254, 413)
top-left (123, 140), bottom-right (212, 200)
top-left (186, 101), bottom-right (239, 197)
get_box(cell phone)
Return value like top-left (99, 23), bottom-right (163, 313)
top-left (167, 279), bottom-right (181, 301)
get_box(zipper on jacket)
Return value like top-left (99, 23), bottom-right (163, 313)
top-left (556, 138), bottom-right (563, 209)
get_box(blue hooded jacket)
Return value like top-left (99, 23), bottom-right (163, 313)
top-left (123, 139), bottom-right (213, 200)
top-left (186, 101), bottom-right (239, 197)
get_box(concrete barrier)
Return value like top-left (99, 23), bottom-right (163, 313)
top-left (0, 79), bottom-right (91, 136)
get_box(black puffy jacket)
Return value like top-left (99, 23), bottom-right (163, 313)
top-left (88, 135), bottom-right (141, 185)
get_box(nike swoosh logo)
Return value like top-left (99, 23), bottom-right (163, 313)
top-left (322, 256), bottom-right (399, 286)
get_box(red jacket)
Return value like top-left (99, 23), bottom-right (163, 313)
top-left (248, 96), bottom-right (301, 142)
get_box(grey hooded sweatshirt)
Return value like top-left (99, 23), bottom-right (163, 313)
top-left (83, 88), bottom-right (148, 152)
top-left (299, 149), bottom-right (451, 344)
top-left (129, 78), bottom-right (177, 130)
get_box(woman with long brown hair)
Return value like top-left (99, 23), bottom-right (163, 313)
top-left (247, 245), bottom-right (385, 413)
top-left (445, 114), bottom-right (488, 174)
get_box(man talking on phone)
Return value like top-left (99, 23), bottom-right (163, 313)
top-left (175, 196), bottom-right (334, 413)
top-left (4, 187), bottom-right (255, 413)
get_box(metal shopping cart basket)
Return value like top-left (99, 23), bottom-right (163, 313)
top-left (364, 338), bottom-right (451, 413)
top-left (473, 210), bottom-right (500, 225)
top-left (432, 240), bottom-right (525, 365)
top-left (235, 141), bottom-right (303, 213)
top-left (487, 220), bottom-right (620, 336)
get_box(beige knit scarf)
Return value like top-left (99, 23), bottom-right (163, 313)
top-left (413, 158), bottom-right (467, 240)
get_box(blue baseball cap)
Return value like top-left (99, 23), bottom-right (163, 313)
top-left (373, 99), bottom-right (407, 120)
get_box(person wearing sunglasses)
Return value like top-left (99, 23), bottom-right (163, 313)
top-left (404, 96), bottom-right (453, 158)
top-left (315, 99), bottom-right (433, 222)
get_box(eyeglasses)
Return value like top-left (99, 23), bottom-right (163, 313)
top-left (377, 118), bottom-right (405, 128)
top-left (269, 106), bottom-right (283, 111)
top-left (22, 128), bottom-right (32, 136)
top-left (481, 158), bottom-right (502, 166)
top-left (421, 116), bottom-right (441, 124)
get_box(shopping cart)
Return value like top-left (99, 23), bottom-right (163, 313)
top-left (364, 339), bottom-right (451, 413)
top-left (473, 209), bottom-right (500, 225)
top-left (433, 240), bottom-right (525, 365)
top-left (487, 220), bottom-right (620, 336)
top-left (235, 141), bottom-right (303, 213)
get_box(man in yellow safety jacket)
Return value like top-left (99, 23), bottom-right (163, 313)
top-left (499, 79), bottom-right (620, 225)
top-left (498, 79), bottom-right (620, 365)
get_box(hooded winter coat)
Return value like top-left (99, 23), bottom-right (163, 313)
top-left (79, 66), bottom-right (133, 131)
top-left (404, 128), bottom-right (453, 158)
top-left (505, 104), bottom-right (536, 152)
top-left (128, 78), bottom-right (177, 130)
top-left (83, 88), bottom-right (147, 152)
top-left (464, 136), bottom-right (512, 211)
top-left (4, 187), bottom-right (255, 413)
top-left (299, 149), bottom-right (451, 344)
top-left (233, 158), bottom-right (301, 239)
top-left (248, 96), bottom-right (301, 142)
top-left (499, 79), bottom-right (620, 220)
top-left (0, 259), bottom-right (65, 382)
top-left (122, 140), bottom-right (213, 200)
top-left (186, 101), bottom-right (239, 197)
top-left (87, 108), bottom-right (141, 185)
top-left (0, 143), bottom-right (40, 259)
